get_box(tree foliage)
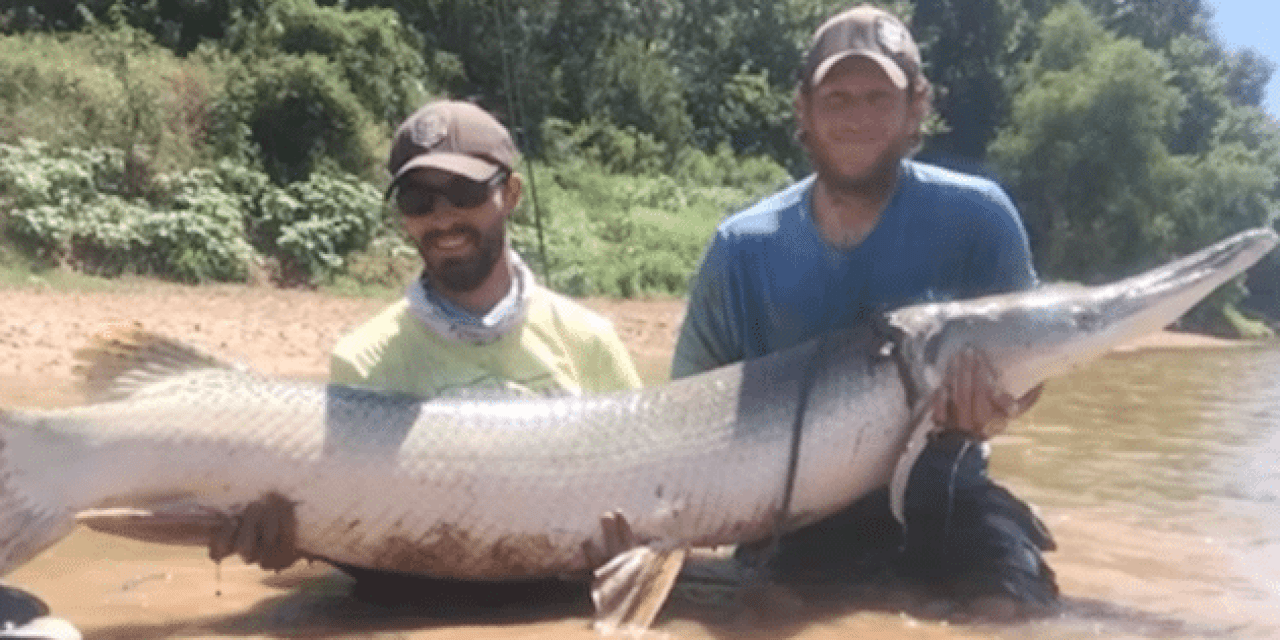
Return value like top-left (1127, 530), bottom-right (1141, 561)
top-left (0, 140), bottom-right (384, 284)
top-left (1, 0), bottom-right (1277, 315)
top-left (0, 0), bottom-right (268, 53)
top-left (912, 0), bottom-right (1022, 159)
top-left (210, 53), bottom-right (380, 184)
top-left (993, 1), bottom-right (1276, 286)
top-left (992, 3), bottom-right (1183, 277)
top-left (223, 0), bottom-right (446, 127)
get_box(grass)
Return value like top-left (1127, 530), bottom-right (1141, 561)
top-left (0, 31), bottom-right (223, 174)
top-left (0, 27), bottom-right (790, 300)
top-left (0, 263), bottom-right (146, 292)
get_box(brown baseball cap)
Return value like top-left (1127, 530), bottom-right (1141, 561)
top-left (802, 5), bottom-right (921, 90)
top-left (387, 100), bottom-right (518, 186)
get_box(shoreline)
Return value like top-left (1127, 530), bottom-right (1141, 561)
top-left (1110, 329), bottom-right (1255, 352)
top-left (0, 286), bottom-right (1262, 388)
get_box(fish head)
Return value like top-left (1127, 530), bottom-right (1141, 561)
top-left (890, 227), bottom-right (1279, 400)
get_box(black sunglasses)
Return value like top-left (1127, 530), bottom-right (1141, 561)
top-left (394, 170), bottom-right (509, 217)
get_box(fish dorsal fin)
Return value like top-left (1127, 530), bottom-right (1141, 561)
top-left (74, 323), bottom-right (247, 402)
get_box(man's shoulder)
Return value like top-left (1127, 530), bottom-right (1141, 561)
top-left (531, 285), bottom-right (617, 339)
top-left (717, 176), bottom-right (811, 240)
top-left (524, 284), bottom-right (643, 391)
top-left (904, 160), bottom-right (1011, 204)
top-left (897, 160), bottom-right (1025, 234)
top-left (331, 298), bottom-right (415, 361)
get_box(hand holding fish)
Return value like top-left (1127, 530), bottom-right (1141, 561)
top-left (931, 347), bottom-right (1042, 439)
top-left (208, 492), bottom-right (302, 572)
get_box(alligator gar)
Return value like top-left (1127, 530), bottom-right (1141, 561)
top-left (0, 227), bottom-right (1276, 633)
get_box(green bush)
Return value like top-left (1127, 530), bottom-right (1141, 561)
top-left (541, 116), bottom-right (790, 189)
top-left (518, 123), bottom-right (786, 297)
top-left (0, 133), bottom-right (792, 297)
top-left (228, 0), bottom-right (439, 128)
top-left (138, 193), bottom-right (251, 282)
top-left (585, 36), bottom-right (692, 157)
top-left (210, 53), bottom-right (381, 185)
top-left (254, 172), bottom-right (385, 285)
top-left (542, 117), bottom-right (670, 176)
top-left (327, 232), bottom-right (421, 296)
top-left (0, 28), bottom-right (225, 175)
top-left (0, 140), bottom-right (251, 281)
top-left (510, 160), bottom-right (785, 297)
top-left (0, 141), bottom-right (123, 256)
top-left (0, 140), bottom-right (384, 285)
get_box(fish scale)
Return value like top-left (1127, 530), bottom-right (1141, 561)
top-left (1, 347), bottom-right (907, 580)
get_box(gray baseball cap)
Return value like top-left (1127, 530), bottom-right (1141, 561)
top-left (802, 5), bottom-right (922, 90)
top-left (387, 100), bottom-right (518, 185)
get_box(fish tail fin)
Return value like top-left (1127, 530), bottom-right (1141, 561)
top-left (0, 409), bottom-right (79, 576)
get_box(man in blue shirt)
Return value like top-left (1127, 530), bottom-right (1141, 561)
top-left (674, 5), bottom-right (1057, 616)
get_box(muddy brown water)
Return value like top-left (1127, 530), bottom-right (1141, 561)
top-left (2, 295), bottom-right (1278, 638)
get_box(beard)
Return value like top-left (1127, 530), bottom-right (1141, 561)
top-left (417, 219), bottom-right (507, 293)
top-left (807, 135), bottom-right (910, 200)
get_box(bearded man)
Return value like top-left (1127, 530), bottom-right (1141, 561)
top-left (331, 99), bottom-right (641, 398)
top-left (208, 100), bottom-right (641, 604)
top-left (671, 5), bottom-right (1058, 617)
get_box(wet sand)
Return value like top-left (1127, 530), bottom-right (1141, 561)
top-left (10, 516), bottom-right (1269, 639)
top-left (1, 283), bottom-right (1270, 639)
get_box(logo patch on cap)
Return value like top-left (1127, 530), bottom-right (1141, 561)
top-left (876, 17), bottom-right (909, 54)
top-left (411, 112), bottom-right (449, 150)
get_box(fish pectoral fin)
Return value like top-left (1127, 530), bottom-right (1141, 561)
top-left (591, 545), bottom-right (687, 636)
top-left (75, 506), bottom-right (226, 546)
top-left (583, 510), bottom-right (642, 567)
top-left (889, 394), bottom-right (942, 526)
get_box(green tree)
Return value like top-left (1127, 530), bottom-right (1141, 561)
top-left (991, 2), bottom-right (1185, 279)
top-left (1163, 35), bottom-right (1231, 156)
top-left (1, 0), bottom-right (268, 54)
top-left (1080, 0), bottom-right (1212, 50)
top-left (1221, 47), bottom-right (1276, 108)
top-left (1162, 141), bottom-right (1276, 254)
top-left (994, 0), bottom-right (1278, 289)
top-left (585, 36), bottom-right (691, 161)
top-left (663, 0), bottom-right (797, 161)
top-left (225, 0), bottom-right (440, 127)
top-left (211, 53), bottom-right (379, 184)
top-left (912, 0), bottom-right (1024, 161)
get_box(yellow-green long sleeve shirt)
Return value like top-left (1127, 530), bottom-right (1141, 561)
top-left (330, 285), bottom-right (642, 397)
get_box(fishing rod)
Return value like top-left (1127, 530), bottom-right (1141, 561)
top-left (493, 0), bottom-right (550, 283)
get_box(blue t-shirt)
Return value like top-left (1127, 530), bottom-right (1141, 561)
top-left (672, 160), bottom-right (1037, 378)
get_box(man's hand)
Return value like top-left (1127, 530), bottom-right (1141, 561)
top-left (209, 492), bottom-right (303, 572)
top-left (931, 347), bottom-right (1042, 439)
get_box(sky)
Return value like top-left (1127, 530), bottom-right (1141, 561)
top-left (1206, 0), bottom-right (1280, 118)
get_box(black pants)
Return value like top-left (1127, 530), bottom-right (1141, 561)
top-left (330, 562), bottom-right (586, 609)
top-left (0, 583), bottom-right (50, 628)
top-left (742, 433), bottom-right (1058, 605)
